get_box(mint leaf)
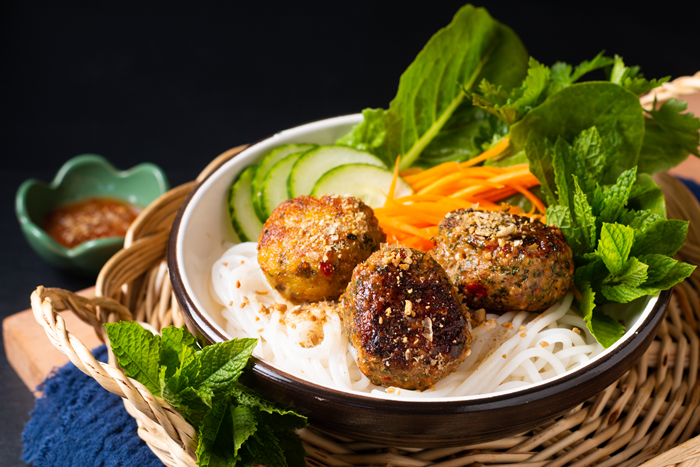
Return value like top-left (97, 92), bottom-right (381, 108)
top-left (161, 325), bottom-right (200, 379)
top-left (630, 219), bottom-right (688, 257)
top-left (577, 280), bottom-right (625, 349)
top-left (232, 405), bottom-right (258, 460)
top-left (231, 386), bottom-right (308, 432)
top-left (275, 429), bottom-right (308, 467)
top-left (105, 321), bottom-right (161, 396)
top-left (604, 257), bottom-right (648, 288)
top-left (162, 384), bottom-right (210, 428)
top-left (546, 204), bottom-right (582, 254)
top-left (601, 284), bottom-right (657, 303)
top-left (243, 422), bottom-right (290, 467)
top-left (588, 310), bottom-right (626, 348)
top-left (572, 176), bottom-right (596, 251)
top-left (596, 223), bottom-right (635, 274)
top-left (196, 400), bottom-right (235, 467)
top-left (194, 338), bottom-right (257, 406)
top-left (525, 131), bottom-right (556, 204)
top-left (598, 167), bottom-right (636, 224)
top-left (619, 209), bottom-right (663, 233)
top-left (575, 259), bottom-right (608, 290)
top-left (627, 174), bottom-right (666, 218)
top-left (638, 254), bottom-right (696, 289)
top-left (572, 126), bottom-right (607, 192)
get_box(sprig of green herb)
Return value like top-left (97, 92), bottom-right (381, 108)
top-left (105, 322), bottom-right (307, 467)
top-left (527, 128), bottom-right (695, 347)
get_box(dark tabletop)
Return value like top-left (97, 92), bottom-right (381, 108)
top-left (2, 2), bottom-right (699, 465)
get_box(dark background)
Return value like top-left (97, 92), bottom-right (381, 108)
top-left (2, 1), bottom-right (699, 465)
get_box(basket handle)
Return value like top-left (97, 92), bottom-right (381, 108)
top-left (30, 286), bottom-right (198, 463)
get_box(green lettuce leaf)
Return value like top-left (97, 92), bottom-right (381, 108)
top-left (510, 82), bottom-right (645, 182)
top-left (338, 4), bottom-right (528, 169)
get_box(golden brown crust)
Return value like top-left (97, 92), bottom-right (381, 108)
top-left (343, 244), bottom-right (472, 391)
top-left (258, 195), bottom-right (385, 302)
top-left (432, 209), bottom-right (574, 313)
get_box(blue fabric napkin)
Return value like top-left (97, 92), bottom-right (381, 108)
top-left (21, 176), bottom-right (700, 467)
top-left (22, 345), bottom-right (161, 467)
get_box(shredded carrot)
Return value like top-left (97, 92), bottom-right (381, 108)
top-left (374, 138), bottom-right (546, 252)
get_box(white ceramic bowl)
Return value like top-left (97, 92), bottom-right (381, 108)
top-left (168, 114), bottom-right (670, 446)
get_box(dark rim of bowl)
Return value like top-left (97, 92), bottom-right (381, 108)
top-left (168, 116), bottom-right (671, 414)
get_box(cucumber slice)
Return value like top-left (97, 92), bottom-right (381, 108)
top-left (311, 164), bottom-right (413, 208)
top-left (289, 145), bottom-right (385, 198)
top-left (261, 151), bottom-right (305, 219)
top-left (252, 143), bottom-right (316, 221)
top-left (228, 165), bottom-right (264, 242)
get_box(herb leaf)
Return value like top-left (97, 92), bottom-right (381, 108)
top-left (510, 82), bottom-right (645, 182)
top-left (339, 4), bottom-right (528, 169)
top-left (161, 326), bottom-right (200, 379)
top-left (630, 219), bottom-right (688, 257)
top-left (638, 98), bottom-right (700, 175)
top-left (577, 280), bottom-right (625, 349)
top-left (105, 323), bottom-right (306, 467)
top-left (608, 55), bottom-right (670, 96)
top-left (105, 321), bottom-right (162, 396)
top-left (596, 223), bottom-right (635, 274)
top-left (638, 254), bottom-right (696, 289)
top-left (193, 338), bottom-right (257, 406)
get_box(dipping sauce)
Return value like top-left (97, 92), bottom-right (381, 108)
top-left (43, 198), bottom-right (140, 248)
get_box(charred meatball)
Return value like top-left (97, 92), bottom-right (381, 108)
top-left (342, 244), bottom-right (471, 391)
top-left (258, 195), bottom-right (385, 302)
top-left (432, 209), bottom-right (574, 313)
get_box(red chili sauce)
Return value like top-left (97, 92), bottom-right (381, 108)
top-left (43, 198), bottom-right (140, 248)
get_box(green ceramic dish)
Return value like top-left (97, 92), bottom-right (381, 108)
top-left (16, 154), bottom-right (169, 276)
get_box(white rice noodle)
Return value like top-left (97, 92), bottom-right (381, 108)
top-left (211, 242), bottom-right (603, 399)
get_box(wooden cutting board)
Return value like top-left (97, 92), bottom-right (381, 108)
top-left (3, 287), bottom-right (103, 394)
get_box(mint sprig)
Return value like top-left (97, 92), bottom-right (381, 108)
top-left (104, 323), bottom-right (307, 467)
top-left (529, 127), bottom-right (695, 347)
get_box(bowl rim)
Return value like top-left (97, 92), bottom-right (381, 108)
top-left (15, 154), bottom-right (169, 258)
top-left (168, 113), bottom-right (671, 411)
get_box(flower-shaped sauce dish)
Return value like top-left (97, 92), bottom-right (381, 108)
top-left (16, 154), bottom-right (169, 275)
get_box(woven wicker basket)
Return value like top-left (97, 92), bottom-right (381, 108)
top-left (30, 76), bottom-right (700, 467)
